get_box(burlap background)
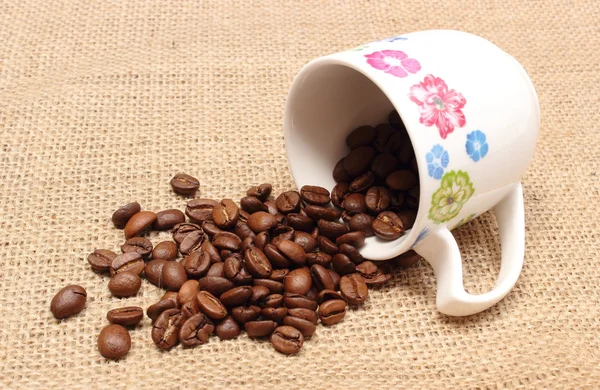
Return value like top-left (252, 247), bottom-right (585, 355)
top-left (0, 0), bottom-right (598, 388)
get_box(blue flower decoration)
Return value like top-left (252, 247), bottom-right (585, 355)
top-left (410, 227), bottom-right (430, 249)
top-left (381, 35), bottom-right (408, 42)
top-left (466, 130), bottom-right (489, 162)
top-left (425, 144), bottom-right (449, 180)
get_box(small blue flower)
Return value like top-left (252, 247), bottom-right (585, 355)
top-left (466, 130), bottom-right (489, 162)
top-left (410, 227), bottom-right (430, 249)
top-left (381, 35), bottom-right (408, 43)
top-left (425, 144), bottom-right (449, 180)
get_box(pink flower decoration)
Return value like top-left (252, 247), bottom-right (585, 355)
top-left (409, 74), bottom-right (467, 139)
top-left (364, 50), bottom-right (421, 78)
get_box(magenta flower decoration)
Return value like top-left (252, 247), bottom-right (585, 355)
top-left (364, 50), bottom-right (421, 78)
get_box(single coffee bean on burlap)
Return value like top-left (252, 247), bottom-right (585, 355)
top-left (50, 285), bottom-right (87, 319)
top-left (319, 299), bottom-right (347, 325)
top-left (110, 252), bottom-right (144, 276)
top-left (170, 173), bottom-right (200, 196)
top-left (186, 199), bottom-right (217, 223)
top-left (317, 220), bottom-right (349, 240)
top-left (172, 222), bottom-right (203, 244)
top-left (146, 299), bottom-right (178, 322)
top-left (231, 305), bottom-right (261, 324)
top-left (332, 253), bottom-right (356, 275)
top-left (370, 152), bottom-right (398, 179)
top-left (145, 259), bottom-right (167, 287)
top-left (339, 273), bottom-right (369, 305)
top-left (271, 326), bottom-right (304, 355)
top-left (177, 280), bottom-right (200, 305)
top-left (245, 320), bottom-right (278, 338)
top-left (349, 171), bottom-right (375, 193)
top-left (108, 272), bottom-right (141, 297)
top-left (348, 213), bottom-right (374, 236)
top-left (215, 315), bottom-right (241, 340)
top-left (346, 125), bottom-right (377, 149)
top-left (385, 169), bottom-right (417, 191)
top-left (123, 211), bottom-right (156, 239)
top-left (97, 324), bottom-right (130, 359)
top-left (152, 241), bottom-right (178, 261)
top-left (106, 306), bottom-right (143, 327)
top-left (246, 183), bottom-right (272, 202)
top-left (152, 309), bottom-right (186, 350)
top-left (212, 199), bottom-right (240, 229)
top-left (112, 202), bottom-right (141, 229)
top-left (153, 209), bottom-right (186, 230)
top-left (300, 185), bottom-right (330, 206)
top-left (162, 261), bottom-right (188, 291)
top-left (372, 211), bottom-right (405, 240)
top-left (198, 276), bottom-right (234, 296)
top-left (88, 249), bottom-right (117, 273)
top-left (121, 237), bottom-right (153, 259)
top-left (343, 146), bottom-right (376, 177)
top-left (275, 191), bottom-right (301, 214)
top-left (333, 157), bottom-right (352, 182)
top-left (253, 278), bottom-right (284, 294)
top-left (282, 315), bottom-right (316, 338)
top-left (178, 312), bottom-right (214, 347)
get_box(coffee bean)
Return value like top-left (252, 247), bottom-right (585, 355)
top-left (348, 213), bottom-right (374, 236)
top-left (405, 186), bottom-right (420, 209)
top-left (263, 244), bottom-right (291, 268)
top-left (332, 253), bottom-right (356, 275)
top-left (396, 137), bottom-right (415, 165)
top-left (319, 300), bottom-right (347, 325)
top-left (262, 293), bottom-right (284, 308)
top-left (240, 196), bottom-right (268, 214)
top-left (261, 307), bottom-right (288, 322)
top-left (393, 250), bottom-right (422, 267)
top-left (179, 312), bottom-right (214, 347)
top-left (383, 131), bottom-right (404, 154)
top-left (161, 291), bottom-right (179, 302)
top-left (333, 157), bottom-right (352, 182)
top-left (373, 124), bottom-right (395, 153)
top-left (162, 261), bottom-right (188, 291)
top-left (50, 285), bottom-right (87, 319)
top-left (249, 286), bottom-right (270, 306)
top-left (286, 213), bottom-right (314, 232)
top-left (98, 324), bottom-right (131, 359)
top-left (178, 230), bottom-right (205, 256)
top-left (275, 191), bottom-right (301, 214)
top-left (253, 231), bottom-right (270, 251)
top-left (216, 315), bottom-right (241, 340)
top-left (195, 291), bottom-right (228, 320)
top-left (152, 309), bottom-right (186, 350)
top-left (182, 252), bottom-right (211, 278)
top-left (152, 241), bottom-right (178, 261)
top-left (246, 183), bottom-right (272, 202)
top-left (246, 211), bottom-right (277, 233)
top-left (346, 125), bottom-right (378, 149)
top-left (147, 299), bottom-right (178, 322)
top-left (272, 226), bottom-right (295, 245)
top-left (283, 293), bottom-right (318, 310)
top-left (385, 170), bottom-right (417, 191)
top-left (145, 259), bottom-right (167, 287)
top-left (317, 236), bottom-right (338, 255)
top-left (276, 240), bottom-right (306, 266)
top-left (124, 211), bottom-right (157, 239)
top-left (177, 280), bottom-right (200, 305)
top-left (331, 183), bottom-right (349, 209)
top-left (207, 262), bottom-right (225, 277)
top-left (112, 202), bottom-right (141, 229)
top-left (263, 199), bottom-right (280, 215)
top-left (271, 325), bottom-right (303, 355)
top-left (317, 289), bottom-right (345, 303)
top-left (199, 241), bottom-right (221, 263)
top-left (241, 236), bottom-right (255, 252)
top-left (244, 247), bottom-right (272, 278)
top-left (201, 221), bottom-right (223, 239)
top-left (336, 231), bottom-right (366, 248)
top-left (328, 270), bottom-right (341, 290)
top-left (198, 276), bottom-right (234, 296)
top-left (252, 278), bottom-right (284, 294)
top-left (338, 243), bottom-right (364, 264)
top-left (372, 211), bottom-right (405, 240)
top-left (293, 231), bottom-right (318, 253)
top-left (284, 267), bottom-right (313, 295)
top-left (300, 185), bottom-right (330, 206)
top-left (344, 146), bottom-right (376, 177)
top-left (231, 305), bottom-right (261, 324)
top-left (349, 171), bottom-right (375, 193)
top-left (186, 199), bottom-right (217, 223)
top-left (317, 219), bottom-right (349, 240)
top-left (181, 299), bottom-right (201, 317)
top-left (212, 199), bottom-right (239, 229)
top-left (223, 256), bottom-right (251, 285)
top-left (282, 316), bottom-right (316, 338)
top-left (339, 273), bottom-right (369, 305)
top-left (371, 152), bottom-right (398, 179)
top-left (170, 173), bottom-right (200, 196)
top-left (303, 205), bottom-right (341, 221)
top-left (154, 209), bottom-right (186, 230)
top-left (220, 286), bottom-right (252, 307)
top-left (212, 231), bottom-right (242, 252)
top-left (341, 210), bottom-right (359, 223)
top-left (172, 222), bottom-right (203, 244)
top-left (245, 320), bottom-right (278, 338)
top-left (356, 261), bottom-right (393, 286)
top-left (388, 110), bottom-right (405, 130)
top-left (365, 186), bottom-right (391, 214)
top-left (310, 264), bottom-right (335, 291)
top-left (107, 306), bottom-right (144, 327)
top-left (88, 249), bottom-right (117, 273)
top-left (287, 308), bottom-right (318, 324)
top-left (306, 252), bottom-right (332, 268)
top-left (108, 272), bottom-right (141, 297)
top-left (121, 237), bottom-right (153, 259)
top-left (110, 252), bottom-right (144, 276)
top-left (342, 193), bottom-right (367, 214)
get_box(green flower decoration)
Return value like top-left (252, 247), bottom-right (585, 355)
top-left (429, 170), bottom-right (475, 224)
top-left (450, 213), bottom-right (476, 230)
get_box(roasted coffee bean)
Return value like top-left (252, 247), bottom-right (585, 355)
top-left (383, 131), bottom-right (404, 154)
top-left (152, 241), bottom-right (178, 261)
top-left (253, 278), bottom-right (284, 294)
top-left (244, 247), bottom-right (272, 278)
top-left (196, 291), bottom-right (228, 320)
top-left (246, 183), bottom-right (272, 202)
top-left (162, 261), bottom-right (188, 291)
top-left (220, 286), bottom-right (252, 307)
top-left (172, 222), bottom-right (203, 245)
top-left (336, 231), bottom-right (366, 247)
top-left (152, 309), bottom-right (186, 350)
top-left (216, 315), bottom-right (241, 340)
top-left (317, 289), bottom-right (345, 303)
top-left (241, 236), bottom-right (255, 252)
top-left (199, 221), bottom-right (221, 239)
top-left (388, 110), bottom-right (405, 130)
top-left (261, 307), bottom-right (288, 322)
top-left (272, 225), bottom-right (295, 245)
top-left (181, 299), bottom-right (201, 317)
top-left (246, 211), bottom-right (277, 233)
top-left (300, 185), bottom-right (330, 206)
top-left (198, 276), bottom-right (234, 296)
top-left (50, 285), bottom-right (87, 319)
top-left (240, 196), bottom-right (269, 214)
top-left (283, 293), bottom-right (318, 310)
top-left (264, 200), bottom-right (280, 215)
top-left (319, 300), bottom-right (347, 325)
top-left (282, 316), bottom-right (316, 338)
top-left (107, 306), bottom-right (144, 327)
top-left (386, 170), bottom-right (417, 191)
top-left (271, 326), bottom-right (303, 355)
top-left (268, 267), bottom-right (287, 281)
top-left (154, 209), bottom-right (186, 230)
top-left (253, 231), bottom-right (270, 251)
top-left (249, 286), bottom-right (270, 306)
top-left (338, 243), bottom-right (364, 264)
top-left (396, 209), bottom-right (417, 230)
top-left (198, 241), bottom-right (220, 263)
top-left (178, 280), bottom-right (201, 304)
top-left (372, 211), bottom-right (405, 240)
top-left (286, 213), bottom-right (314, 232)
top-left (161, 291), bottom-right (179, 302)
top-left (405, 186), bottom-right (420, 209)
top-left (341, 210), bottom-right (359, 223)
top-left (317, 236), bottom-right (338, 255)
top-left (182, 252), bottom-right (211, 278)
top-left (121, 237), bottom-right (153, 259)
top-left (306, 252), bottom-right (332, 267)
top-left (310, 264), bottom-right (335, 291)
top-left (147, 299), bottom-right (178, 322)
top-left (304, 205), bottom-right (341, 221)
top-left (396, 137), bottom-right (415, 165)
top-left (145, 259), bottom-right (167, 287)
top-left (262, 293), bottom-right (284, 308)
top-left (245, 320), bottom-right (278, 338)
top-left (348, 213), bottom-right (374, 236)
top-left (344, 146), bottom-right (376, 177)
top-left (371, 152), bottom-right (398, 179)
top-left (263, 244), bottom-right (291, 268)
top-left (276, 240), bottom-right (306, 265)
top-left (98, 324), bottom-right (130, 359)
top-left (342, 193), bottom-right (367, 214)
top-left (307, 285), bottom-right (318, 302)
top-left (212, 231), bottom-right (242, 252)
top-left (356, 261), bottom-right (393, 286)
top-left (170, 173), bottom-right (200, 196)
top-left (186, 199), bottom-right (217, 223)
top-left (124, 211), bottom-right (157, 239)
top-left (212, 199), bottom-right (239, 229)
top-left (179, 230), bottom-right (206, 255)
top-left (288, 308), bottom-right (318, 324)
top-left (112, 202), bottom-right (141, 229)
top-left (346, 125), bottom-right (378, 149)
top-left (328, 270), bottom-right (341, 290)
top-left (349, 171), bottom-right (375, 193)
top-left (235, 223), bottom-right (255, 240)
top-left (333, 157), bottom-right (352, 182)
top-left (88, 249), bottom-right (117, 273)
top-left (332, 253), bottom-right (356, 275)
top-left (275, 191), bottom-right (301, 214)
top-left (108, 272), bottom-right (141, 297)
top-left (293, 231), bottom-right (318, 253)
top-left (339, 273), bottom-right (369, 305)
top-left (365, 186), bottom-right (391, 214)
top-left (317, 219), bottom-right (349, 240)
top-left (231, 305), bottom-right (261, 324)
top-left (110, 252), bottom-right (144, 276)
top-left (224, 256), bottom-right (245, 281)
top-left (393, 250), bottom-right (422, 267)
top-left (207, 262), bottom-right (225, 277)
top-left (389, 190), bottom-right (405, 209)
top-left (331, 182), bottom-right (350, 209)
top-left (373, 124), bottom-right (395, 153)
top-left (179, 312), bottom-right (214, 347)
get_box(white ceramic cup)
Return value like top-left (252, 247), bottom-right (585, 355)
top-left (283, 30), bottom-right (540, 316)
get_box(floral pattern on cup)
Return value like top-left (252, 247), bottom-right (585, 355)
top-left (450, 213), bottom-right (476, 230)
top-left (410, 227), bottom-right (430, 249)
top-left (409, 74), bottom-right (467, 139)
top-left (364, 50), bottom-right (421, 78)
top-left (429, 170), bottom-right (475, 224)
top-left (466, 130), bottom-right (489, 162)
top-left (426, 144), bottom-right (449, 180)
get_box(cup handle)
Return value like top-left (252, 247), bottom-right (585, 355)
top-left (413, 182), bottom-right (525, 316)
